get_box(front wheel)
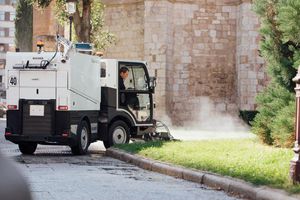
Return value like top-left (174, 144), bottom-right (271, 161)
top-left (103, 120), bottom-right (130, 149)
top-left (18, 142), bottom-right (37, 155)
top-left (71, 121), bottom-right (90, 155)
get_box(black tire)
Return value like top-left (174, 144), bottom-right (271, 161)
top-left (103, 141), bottom-right (111, 149)
top-left (103, 120), bottom-right (130, 149)
top-left (18, 142), bottom-right (37, 155)
top-left (71, 121), bottom-right (90, 155)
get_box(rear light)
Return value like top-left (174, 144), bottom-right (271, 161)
top-left (7, 105), bottom-right (17, 110)
top-left (62, 130), bottom-right (70, 137)
top-left (5, 131), bottom-right (12, 136)
top-left (58, 106), bottom-right (68, 111)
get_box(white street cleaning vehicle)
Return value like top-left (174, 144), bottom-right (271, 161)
top-left (5, 36), bottom-right (172, 155)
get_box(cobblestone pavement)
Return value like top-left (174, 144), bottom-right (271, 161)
top-left (0, 119), bottom-right (240, 200)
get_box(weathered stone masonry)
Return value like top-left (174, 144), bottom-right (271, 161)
top-left (236, 1), bottom-right (266, 111)
top-left (102, 0), bottom-right (266, 125)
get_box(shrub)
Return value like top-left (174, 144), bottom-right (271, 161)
top-left (270, 101), bottom-right (295, 147)
top-left (251, 83), bottom-right (295, 147)
top-left (252, 0), bottom-right (300, 147)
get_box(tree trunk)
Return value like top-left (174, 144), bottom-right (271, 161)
top-left (15, 1), bottom-right (33, 51)
top-left (73, 0), bottom-right (91, 43)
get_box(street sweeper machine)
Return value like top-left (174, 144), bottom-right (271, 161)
top-left (5, 36), bottom-right (173, 155)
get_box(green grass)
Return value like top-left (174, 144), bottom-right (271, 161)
top-left (117, 139), bottom-right (300, 193)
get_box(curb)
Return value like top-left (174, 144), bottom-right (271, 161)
top-left (106, 148), bottom-right (299, 200)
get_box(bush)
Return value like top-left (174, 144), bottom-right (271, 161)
top-left (270, 101), bottom-right (295, 147)
top-left (251, 83), bottom-right (295, 147)
top-left (252, 0), bottom-right (300, 147)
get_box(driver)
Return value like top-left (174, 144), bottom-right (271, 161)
top-left (119, 67), bottom-right (129, 90)
top-left (119, 67), bottom-right (139, 109)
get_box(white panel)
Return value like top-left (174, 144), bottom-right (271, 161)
top-left (7, 86), bottom-right (19, 106)
top-left (70, 53), bottom-right (101, 105)
top-left (69, 91), bottom-right (99, 111)
top-left (7, 70), bottom-right (19, 88)
top-left (30, 105), bottom-right (45, 116)
top-left (5, 52), bottom-right (58, 71)
top-left (58, 96), bottom-right (68, 106)
top-left (20, 71), bottom-right (56, 87)
top-left (101, 59), bottom-right (117, 89)
top-left (20, 88), bottom-right (55, 99)
top-left (57, 88), bottom-right (70, 109)
top-left (57, 71), bottom-right (68, 88)
top-left (6, 70), bottom-right (19, 108)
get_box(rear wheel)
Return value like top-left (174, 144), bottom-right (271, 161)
top-left (71, 121), bottom-right (90, 155)
top-left (103, 120), bottom-right (130, 149)
top-left (18, 142), bottom-right (37, 155)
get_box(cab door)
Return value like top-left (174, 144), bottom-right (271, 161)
top-left (118, 62), bottom-right (153, 124)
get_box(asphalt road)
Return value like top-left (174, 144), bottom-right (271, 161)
top-left (0, 119), bottom-right (240, 200)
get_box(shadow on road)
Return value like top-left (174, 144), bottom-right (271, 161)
top-left (9, 146), bottom-right (106, 165)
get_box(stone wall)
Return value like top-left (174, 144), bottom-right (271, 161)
top-left (102, 0), bottom-right (145, 60)
top-left (144, 0), bottom-right (174, 118)
top-left (102, 0), bottom-right (266, 125)
top-left (168, 1), bottom-right (239, 125)
top-left (236, 1), bottom-right (267, 111)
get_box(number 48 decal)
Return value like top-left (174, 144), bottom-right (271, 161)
top-left (9, 76), bottom-right (17, 86)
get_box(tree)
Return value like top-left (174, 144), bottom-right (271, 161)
top-left (35, 0), bottom-right (91, 42)
top-left (252, 0), bottom-right (300, 147)
top-left (33, 0), bottom-right (115, 50)
top-left (15, 0), bottom-right (33, 51)
top-left (277, 0), bottom-right (300, 45)
top-left (253, 0), bottom-right (297, 92)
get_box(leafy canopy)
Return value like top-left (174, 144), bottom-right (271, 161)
top-left (32, 0), bottom-right (115, 50)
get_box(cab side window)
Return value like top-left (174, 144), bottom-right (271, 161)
top-left (121, 64), bottom-right (148, 91)
top-left (119, 63), bottom-right (151, 122)
top-left (123, 66), bottom-right (134, 89)
top-left (133, 67), bottom-right (148, 91)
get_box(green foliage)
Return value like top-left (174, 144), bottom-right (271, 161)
top-left (56, 0), bottom-right (116, 50)
top-left (270, 101), bottom-right (295, 147)
top-left (32, 0), bottom-right (115, 51)
top-left (277, 0), bottom-right (300, 44)
top-left (53, 0), bottom-right (68, 24)
top-left (34, 0), bottom-right (51, 7)
top-left (90, 2), bottom-right (115, 50)
top-left (15, 0), bottom-right (33, 52)
top-left (251, 83), bottom-right (295, 146)
top-left (118, 140), bottom-right (300, 193)
top-left (253, 0), bottom-right (297, 92)
top-left (252, 0), bottom-right (300, 147)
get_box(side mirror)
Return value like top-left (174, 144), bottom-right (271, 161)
top-left (149, 77), bottom-right (157, 93)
